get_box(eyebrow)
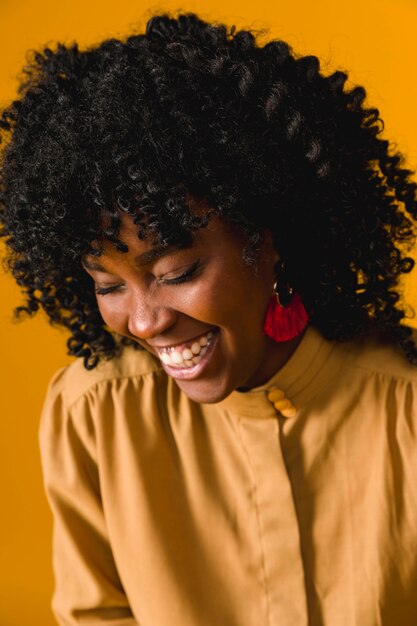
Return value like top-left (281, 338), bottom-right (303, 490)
top-left (81, 244), bottom-right (189, 272)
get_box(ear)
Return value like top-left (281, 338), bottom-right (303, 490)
top-left (262, 229), bottom-right (280, 266)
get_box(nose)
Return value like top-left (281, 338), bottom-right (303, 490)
top-left (127, 293), bottom-right (178, 341)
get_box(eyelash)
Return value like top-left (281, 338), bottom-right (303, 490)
top-left (160, 260), bottom-right (200, 285)
top-left (95, 285), bottom-right (121, 296)
top-left (94, 261), bottom-right (200, 296)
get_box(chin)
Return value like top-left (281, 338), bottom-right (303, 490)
top-left (175, 377), bottom-right (234, 405)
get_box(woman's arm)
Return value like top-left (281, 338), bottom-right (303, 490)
top-left (39, 368), bottom-right (139, 626)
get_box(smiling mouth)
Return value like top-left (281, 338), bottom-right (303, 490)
top-left (155, 329), bottom-right (216, 369)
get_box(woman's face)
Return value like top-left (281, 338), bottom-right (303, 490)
top-left (82, 211), bottom-right (300, 403)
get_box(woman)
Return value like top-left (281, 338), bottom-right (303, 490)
top-left (1, 11), bottom-right (417, 626)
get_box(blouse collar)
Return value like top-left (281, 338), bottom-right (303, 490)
top-left (214, 325), bottom-right (336, 419)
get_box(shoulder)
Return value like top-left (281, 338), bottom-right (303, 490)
top-left (336, 326), bottom-right (417, 384)
top-left (46, 346), bottom-right (164, 409)
top-left (39, 346), bottom-right (167, 465)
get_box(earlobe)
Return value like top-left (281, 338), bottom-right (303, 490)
top-left (263, 259), bottom-right (309, 342)
top-left (261, 229), bottom-right (280, 265)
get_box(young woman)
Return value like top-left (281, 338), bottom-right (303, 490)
top-left (1, 12), bottom-right (417, 626)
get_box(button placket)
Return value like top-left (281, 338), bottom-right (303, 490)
top-left (267, 388), bottom-right (297, 418)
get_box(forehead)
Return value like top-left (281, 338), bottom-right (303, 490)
top-left (82, 212), bottom-right (248, 269)
top-left (83, 213), bottom-right (187, 269)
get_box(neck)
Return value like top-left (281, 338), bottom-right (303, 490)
top-left (238, 331), bottom-right (306, 391)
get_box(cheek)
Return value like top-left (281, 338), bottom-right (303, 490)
top-left (182, 269), bottom-right (270, 329)
top-left (97, 299), bottom-right (127, 334)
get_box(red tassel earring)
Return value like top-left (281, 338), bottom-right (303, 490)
top-left (263, 265), bottom-right (309, 342)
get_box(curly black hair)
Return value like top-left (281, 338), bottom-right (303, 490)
top-left (1, 11), bottom-right (416, 369)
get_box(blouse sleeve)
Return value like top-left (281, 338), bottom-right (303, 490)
top-left (39, 368), bottom-right (139, 626)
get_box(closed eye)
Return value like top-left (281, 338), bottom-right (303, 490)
top-left (95, 284), bottom-right (123, 296)
top-left (159, 260), bottom-right (200, 285)
top-left (94, 260), bottom-right (201, 296)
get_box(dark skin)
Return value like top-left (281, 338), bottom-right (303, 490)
top-left (82, 212), bottom-right (303, 404)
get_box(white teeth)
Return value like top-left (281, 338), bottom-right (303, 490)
top-left (158, 330), bottom-right (215, 368)
top-left (191, 342), bottom-right (201, 355)
top-left (160, 353), bottom-right (172, 365)
top-left (171, 351), bottom-right (183, 364)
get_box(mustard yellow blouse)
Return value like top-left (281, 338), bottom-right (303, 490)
top-left (39, 326), bottom-right (417, 626)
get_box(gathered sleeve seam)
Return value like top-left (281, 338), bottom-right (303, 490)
top-left (65, 368), bottom-right (165, 413)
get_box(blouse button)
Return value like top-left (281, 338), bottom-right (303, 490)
top-left (267, 388), bottom-right (297, 418)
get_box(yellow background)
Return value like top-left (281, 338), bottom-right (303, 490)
top-left (1, 1), bottom-right (416, 624)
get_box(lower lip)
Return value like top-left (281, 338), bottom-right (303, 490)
top-left (159, 331), bottom-right (219, 381)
